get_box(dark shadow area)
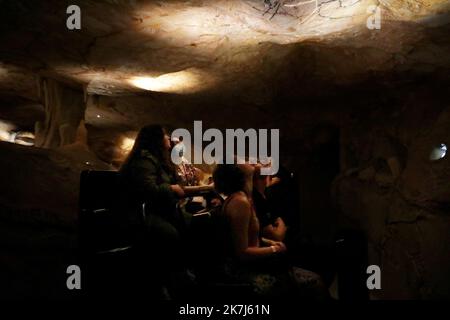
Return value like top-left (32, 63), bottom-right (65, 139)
top-left (0, 0), bottom-right (448, 303)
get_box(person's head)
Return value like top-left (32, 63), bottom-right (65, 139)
top-left (213, 164), bottom-right (246, 196)
top-left (133, 124), bottom-right (171, 153)
top-left (213, 163), bottom-right (254, 196)
top-left (121, 124), bottom-right (173, 171)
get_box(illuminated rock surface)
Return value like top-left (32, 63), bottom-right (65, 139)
top-left (0, 0), bottom-right (448, 299)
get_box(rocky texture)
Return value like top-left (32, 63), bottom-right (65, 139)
top-left (34, 78), bottom-right (86, 148)
top-left (0, 0), bottom-right (449, 98)
top-left (333, 83), bottom-right (450, 299)
top-left (0, 141), bottom-right (111, 227)
top-left (0, 0), bottom-right (449, 299)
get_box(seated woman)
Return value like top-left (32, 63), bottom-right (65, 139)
top-left (213, 163), bottom-right (329, 300)
top-left (252, 164), bottom-right (287, 242)
top-left (172, 136), bottom-right (199, 187)
top-left (170, 136), bottom-right (222, 215)
top-left (119, 125), bottom-right (214, 231)
top-left (119, 125), bottom-right (186, 234)
top-left (118, 124), bottom-right (202, 298)
top-left (119, 125), bottom-right (233, 298)
top-left (252, 163), bottom-right (337, 288)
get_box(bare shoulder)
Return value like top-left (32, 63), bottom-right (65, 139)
top-left (227, 191), bottom-right (250, 206)
top-left (225, 192), bottom-right (251, 218)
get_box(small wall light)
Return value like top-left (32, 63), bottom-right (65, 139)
top-left (429, 143), bottom-right (447, 161)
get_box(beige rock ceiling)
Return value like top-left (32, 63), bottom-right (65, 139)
top-left (0, 0), bottom-right (449, 98)
top-left (0, 1), bottom-right (449, 299)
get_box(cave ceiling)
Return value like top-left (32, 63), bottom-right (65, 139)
top-left (0, 0), bottom-right (449, 132)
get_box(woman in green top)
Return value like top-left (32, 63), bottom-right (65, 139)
top-left (119, 124), bottom-right (188, 269)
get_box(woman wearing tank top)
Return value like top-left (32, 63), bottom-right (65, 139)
top-left (213, 163), bottom-right (329, 300)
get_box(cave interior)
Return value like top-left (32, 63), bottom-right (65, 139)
top-left (0, 0), bottom-right (449, 300)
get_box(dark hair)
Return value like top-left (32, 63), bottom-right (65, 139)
top-left (121, 124), bottom-right (175, 175)
top-left (213, 164), bottom-right (246, 196)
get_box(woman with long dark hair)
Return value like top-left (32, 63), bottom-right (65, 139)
top-left (213, 163), bottom-right (329, 300)
top-left (120, 125), bottom-right (185, 229)
top-left (119, 124), bottom-right (193, 295)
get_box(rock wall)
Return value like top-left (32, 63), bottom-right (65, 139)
top-left (0, 141), bottom-right (111, 228)
top-left (333, 86), bottom-right (450, 299)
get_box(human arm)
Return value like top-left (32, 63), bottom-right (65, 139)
top-left (182, 184), bottom-right (214, 196)
top-left (261, 217), bottom-right (287, 242)
top-left (129, 155), bottom-right (182, 201)
top-left (261, 237), bottom-right (287, 251)
top-left (267, 176), bottom-right (281, 187)
top-left (226, 195), bottom-right (286, 261)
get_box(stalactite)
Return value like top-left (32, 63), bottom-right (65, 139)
top-left (34, 77), bottom-right (86, 148)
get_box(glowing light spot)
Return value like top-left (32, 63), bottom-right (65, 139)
top-left (14, 132), bottom-right (35, 146)
top-left (0, 121), bottom-right (35, 146)
top-left (121, 137), bottom-right (135, 152)
top-left (0, 120), bottom-right (16, 142)
top-left (129, 70), bottom-right (204, 93)
top-left (429, 143), bottom-right (447, 161)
